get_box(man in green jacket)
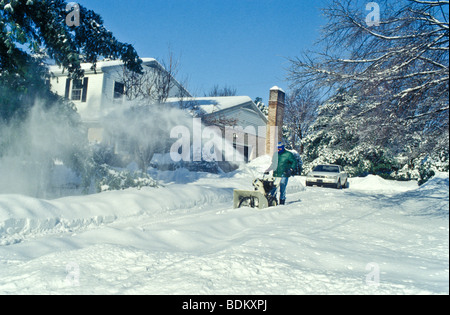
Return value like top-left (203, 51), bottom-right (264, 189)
top-left (265, 142), bottom-right (298, 205)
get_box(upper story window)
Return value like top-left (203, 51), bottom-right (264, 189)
top-left (114, 81), bottom-right (125, 100)
top-left (71, 79), bottom-right (83, 101)
top-left (65, 78), bottom-right (89, 102)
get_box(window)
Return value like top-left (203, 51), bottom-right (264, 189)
top-left (313, 165), bottom-right (340, 173)
top-left (114, 81), bottom-right (125, 100)
top-left (71, 79), bottom-right (83, 101)
top-left (66, 78), bottom-right (88, 102)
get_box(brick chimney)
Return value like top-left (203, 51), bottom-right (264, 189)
top-left (265, 86), bottom-right (285, 155)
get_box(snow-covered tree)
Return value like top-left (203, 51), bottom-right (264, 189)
top-left (289, 0), bottom-right (449, 179)
top-left (302, 88), bottom-right (448, 181)
top-left (289, 0), bottom-right (448, 121)
top-left (301, 89), bottom-right (400, 177)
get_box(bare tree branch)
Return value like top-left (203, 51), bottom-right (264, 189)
top-left (288, 0), bottom-right (449, 159)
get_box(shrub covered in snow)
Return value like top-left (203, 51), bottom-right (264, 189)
top-left (95, 164), bottom-right (158, 192)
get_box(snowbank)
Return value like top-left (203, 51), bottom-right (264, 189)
top-left (0, 182), bottom-right (233, 246)
top-left (418, 172), bottom-right (449, 191)
top-left (394, 172), bottom-right (449, 218)
top-left (349, 174), bottom-right (418, 193)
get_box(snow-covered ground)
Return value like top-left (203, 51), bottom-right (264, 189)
top-left (0, 156), bottom-right (448, 295)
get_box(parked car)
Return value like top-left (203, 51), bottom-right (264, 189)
top-left (306, 164), bottom-right (348, 189)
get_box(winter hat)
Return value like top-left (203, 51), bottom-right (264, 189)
top-left (277, 142), bottom-right (285, 153)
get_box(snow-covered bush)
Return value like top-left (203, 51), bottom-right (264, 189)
top-left (417, 151), bottom-right (449, 186)
top-left (95, 164), bottom-right (158, 192)
top-left (92, 143), bottom-right (127, 168)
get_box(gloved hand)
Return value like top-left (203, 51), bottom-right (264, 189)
top-left (286, 168), bottom-right (294, 177)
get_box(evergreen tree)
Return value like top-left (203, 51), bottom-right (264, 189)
top-left (302, 89), bottom-right (400, 178)
top-left (301, 87), bottom-right (448, 182)
top-left (0, 0), bottom-right (142, 121)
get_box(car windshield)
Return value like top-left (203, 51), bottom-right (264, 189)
top-left (313, 165), bottom-right (340, 173)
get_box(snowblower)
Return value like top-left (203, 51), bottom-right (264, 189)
top-left (233, 174), bottom-right (281, 209)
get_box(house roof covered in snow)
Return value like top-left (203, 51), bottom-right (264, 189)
top-left (49, 58), bottom-right (157, 76)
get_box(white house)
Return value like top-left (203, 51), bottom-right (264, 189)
top-left (49, 58), bottom-right (189, 143)
top-left (49, 58), bottom-right (271, 164)
top-left (166, 96), bottom-right (268, 162)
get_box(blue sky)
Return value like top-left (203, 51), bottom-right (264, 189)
top-left (77, 0), bottom-right (327, 103)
